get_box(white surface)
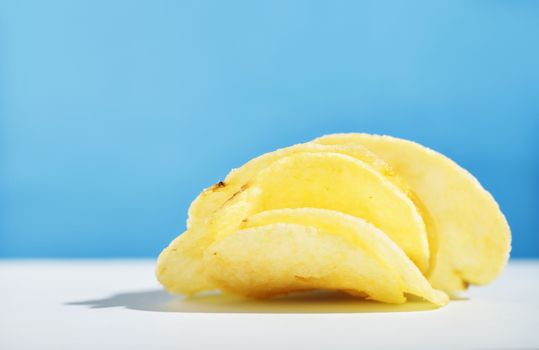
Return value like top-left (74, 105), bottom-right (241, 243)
top-left (0, 260), bottom-right (538, 350)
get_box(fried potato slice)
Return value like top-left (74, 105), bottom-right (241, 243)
top-left (157, 151), bottom-right (430, 295)
top-left (204, 223), bottom-right (408, 304)
top-left (187, 142), bottom-right (410, 229)
top-left (313, 133), bottom-right (511, 291)
top-left (155, 229), bottom-right (211, 294)
top-left (156, 187), bottom-right (261, 295)
top-left (237, 152), bottom-right (430, 272)
top-left (174, 143), bottom-right (407, 292)
top-left (242, 208), bottom-right (448, 305)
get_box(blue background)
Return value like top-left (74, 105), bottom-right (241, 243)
top-left (1, 1), bottom-right (538, 258)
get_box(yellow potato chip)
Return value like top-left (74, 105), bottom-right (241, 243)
top-left (156, 229), bottom-right (211, 294)
top-left (157, 151), bottom-right (430, 295)
top-left (243, 208), bottom-right (448, 305)
top-left (173, 143), bottom-right (400, 292)
top-left (313, 133), bottom-right (511, 291)
top-left (239, 152), bottom-right (430, 272)
top-left (187, 142), bottom-right (409, 229)
top-left (205, 223), bottom-right (408, 304)
top-left (157, 187), bottom-right (261, 295)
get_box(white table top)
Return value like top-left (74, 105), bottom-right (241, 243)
top-left (1, 259), bottom-right (538, 350)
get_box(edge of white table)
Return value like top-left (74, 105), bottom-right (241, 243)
top-left (1, 259), bottom-right (538, 350)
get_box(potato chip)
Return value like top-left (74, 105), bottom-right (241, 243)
top-left (204, 223), bottom-right (408, 304)
top-left (156, 229), bottom-right (212, 294)
top-left (172, 143), bottom-right (402, 292)
top-left (157, 151), bottom-right (430, 295)
top-left (243, 208), bottom-right (448, 305)
top-left (238, 152), bottom-right (430, 272)
top-left (313, 133), bottom-right (511, 291)
top-left (187, 143), bottom-right (410, 229)
top-left (157, 187), bottom-right (261, 295)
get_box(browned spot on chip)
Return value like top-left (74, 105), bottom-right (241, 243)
top-left (221, 182), bottom-right (251, 207)
top-left (212, 181), bottom-right (226, 191)
top-left (226, 190), bottom-right (241, 202)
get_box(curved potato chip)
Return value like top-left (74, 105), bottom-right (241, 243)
top-left (157, 151), bottom-right (430, 295)
top-left (176, 143), bottom-right (403, 291)
top-left (237, 152), bottom-right (430, 272)
top-left (204, 223), bottom-right (407, 303)
top-left (187, 142), bottom-right (410, 229)
top-left (156, 187), bottom-right (261, 295)
top-left (313, 133), bottom-right (511, 291)
top-left (243, 208), bottom-right (448, 305)
top-left (156, 228), bottom-right (212, 294)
